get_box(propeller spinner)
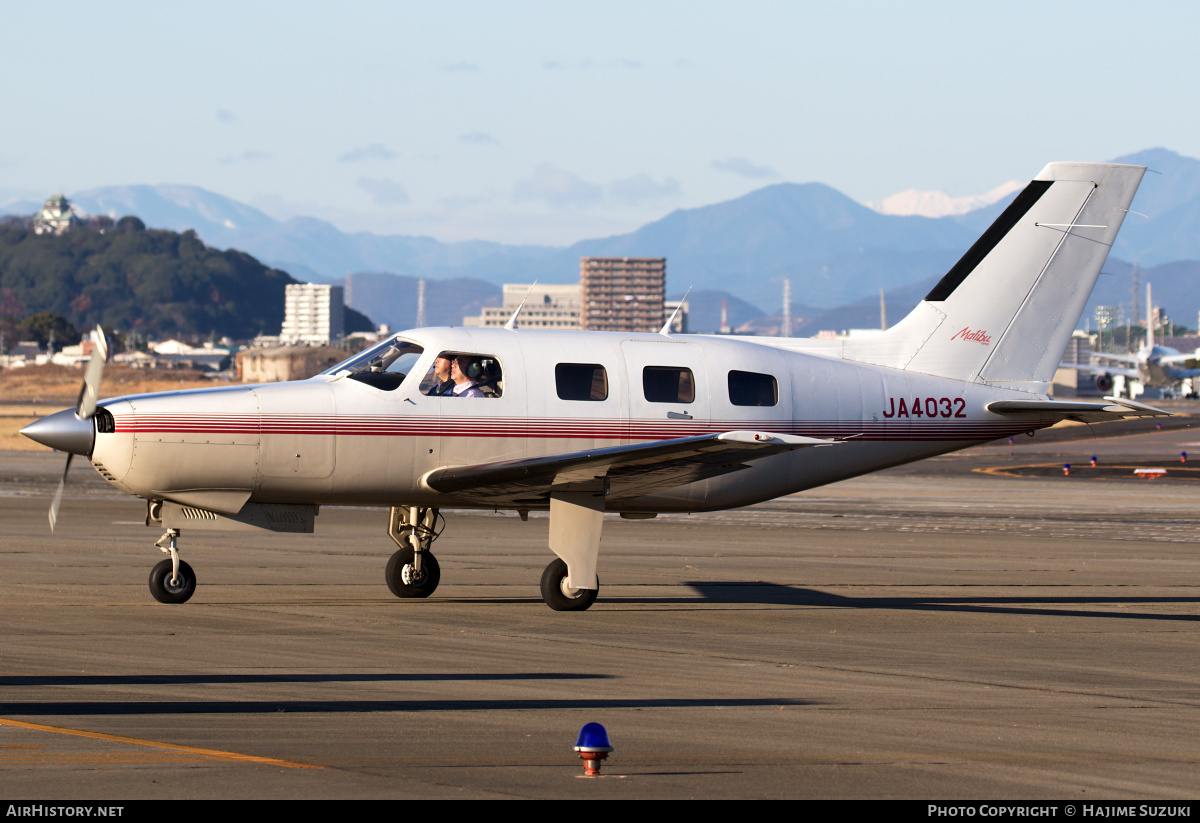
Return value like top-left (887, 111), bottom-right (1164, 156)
top-left (19, 325), bottom-right (109, 530)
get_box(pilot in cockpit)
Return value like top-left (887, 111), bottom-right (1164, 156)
top-left (423, 352), bottom-right (502, 397)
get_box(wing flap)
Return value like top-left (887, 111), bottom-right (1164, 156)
top-left (421, 430), bottom-right (838, 506)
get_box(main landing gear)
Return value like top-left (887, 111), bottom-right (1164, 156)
top-left (384, 506), bottom-right (442, 598)
top-left (149, 528), bottom-right (196, 604)
top-left (383, 492), bottom-right (606, 612)
top-left (540, 558), bottom-right (598, 612)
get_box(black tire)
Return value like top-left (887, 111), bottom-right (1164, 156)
top-left (385, 547), bottom-right (441, 598)
top-left (540, 558), bottom-right (598, 611)
top-left (149, 559), bottom-right (196, 604)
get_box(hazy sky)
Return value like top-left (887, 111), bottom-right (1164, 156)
top-left (3, 1), bottom-right (1197, 245)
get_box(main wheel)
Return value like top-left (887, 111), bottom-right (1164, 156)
top-left (149, 559), bottom-right (196, 604)
top-left (385, 547), bottom-right (441, 598)
top-left (540, 558), bottom-right (598, 611)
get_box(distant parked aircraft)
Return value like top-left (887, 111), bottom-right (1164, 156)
top-left (1061, 284), bottom-right (1200, 394)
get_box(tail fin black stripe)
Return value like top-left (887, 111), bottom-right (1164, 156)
top-left (924, 179), bottom-right (1054, 302)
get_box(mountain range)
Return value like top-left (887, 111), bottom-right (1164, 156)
top-left (5, 147), bottom-right (1199, 333)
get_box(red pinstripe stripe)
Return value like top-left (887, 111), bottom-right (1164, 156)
top-left (111, 414), bottom-right (1043, 442)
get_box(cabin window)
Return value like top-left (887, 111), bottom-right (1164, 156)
top-left (642, 366), bottom-right (695, 403)
top-left (419, 352), bottom-right (503, 398)
top-left (555, 363), bottom-right (608, 401)
top-left (728, 370), bottom-right (778, 407)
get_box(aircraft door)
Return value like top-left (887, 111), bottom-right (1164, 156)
top-left (620, 340), bottom-right (710, 441)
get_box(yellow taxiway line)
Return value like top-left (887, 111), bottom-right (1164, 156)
top-left (0, 717), bottom-right (322, 769)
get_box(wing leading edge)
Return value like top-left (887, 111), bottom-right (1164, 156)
top-left (420, 430), bottom-right (839, 507)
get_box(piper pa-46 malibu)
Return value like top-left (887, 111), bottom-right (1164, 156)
top-left (22, 161), bottom-right (1168, 611)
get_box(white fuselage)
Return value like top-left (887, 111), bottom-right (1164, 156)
top-left (89, 328), bottom-right (1051, 515)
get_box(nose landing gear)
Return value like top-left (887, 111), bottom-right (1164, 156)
top-left (149, 528), bottom-right (196, 603)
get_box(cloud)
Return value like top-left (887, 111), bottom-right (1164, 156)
top-left (609, 174), bottom-right (681, 205)
top-left (512, 164), bottom-right (603, 209)
top-left (218, 151), bottom-right (270, 164)
top-left (339, 143), bottom-right (396, 163)
top-left (442, 61), bottom-right (481, 72)
top-left (711, 157), bottom-right (781, 180)
top-left (356, 177), bottom-right (411, 206)
top-left (459, 131), bottom-right (501, 147)
top-left (216, 108), bottom-right (236, 124)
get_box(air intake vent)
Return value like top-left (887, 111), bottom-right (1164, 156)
top-left (181, 507), bottom-right (218, 520)
top-left (95, 408), bottom-right (115, 434)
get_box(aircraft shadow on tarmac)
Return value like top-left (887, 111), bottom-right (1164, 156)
top-left (601, 582), bottom-right (1200, 622)
top-left (0, 697), bottom-right (812, 716)
top-left (0, 673), bottom-right (610, 687)
top-left (0, 668), bottom-right (812, 716)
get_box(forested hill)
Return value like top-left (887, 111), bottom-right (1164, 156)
top-left (0, 222), bottom-right (372, 340)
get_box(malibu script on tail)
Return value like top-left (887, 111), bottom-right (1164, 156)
top-left (951, 327), bottom-right (991, 345)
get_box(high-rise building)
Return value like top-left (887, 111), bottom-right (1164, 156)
top-left (580, 257), bottom-right (665, 333)
top-left (281, 284), bottom-right (345, 344)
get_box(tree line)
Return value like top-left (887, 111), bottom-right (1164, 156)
top-left (0, 218), bottom-right (372, 348)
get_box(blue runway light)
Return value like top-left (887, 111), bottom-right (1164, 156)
top-left (574, 722), bottom-right (613, 776)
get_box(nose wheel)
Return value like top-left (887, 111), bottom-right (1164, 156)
top-left (149, 558), bottom-right (197, 603)
top-left (149, 529), bottom-right (196, 603)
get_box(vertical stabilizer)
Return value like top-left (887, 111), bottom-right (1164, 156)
top-left (838, 162), bottom-right (1145, 390)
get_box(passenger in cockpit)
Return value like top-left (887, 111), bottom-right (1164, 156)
top-left (449, 356), bottom-right (486, 398)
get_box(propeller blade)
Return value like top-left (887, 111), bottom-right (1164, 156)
top-left (49, 453), bottom-right (73, 532)
top-left (76, 325), bottom-right (109, 420)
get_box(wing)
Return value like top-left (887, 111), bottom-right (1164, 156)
top-left (986, 396), bottom-right (1169, 424)
top-left (1089, 351), bottom-right (1141, 365)
top-left (1058, 361), bottom-right (1140, 380)
top-left (1157, 351), bottom-right (1198, 365)
top-left (420, 430), bottom-right (839, 507)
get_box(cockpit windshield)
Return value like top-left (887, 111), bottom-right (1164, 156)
top-left (320, 335), bottom-right (426, 391)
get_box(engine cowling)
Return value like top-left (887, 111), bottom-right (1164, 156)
top-left (1094, 373), bottom-right (1115, 393)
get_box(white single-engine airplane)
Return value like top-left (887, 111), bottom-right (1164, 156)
top-left (22, 162), bottom-right (1169, 611)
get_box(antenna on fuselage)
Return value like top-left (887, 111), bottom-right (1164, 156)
top-left (504, 281), bottom-right (538, 330)
top-left (660, 285), bottom-right (693, 335)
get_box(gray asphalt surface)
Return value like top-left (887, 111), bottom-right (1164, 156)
top-left (0, 421), bottom-right (1197, 799)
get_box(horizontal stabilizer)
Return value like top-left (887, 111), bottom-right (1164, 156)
top-left (1058, 361), bottom-right (1140, 380)
top-left (986, 396), bottom-right (1169, 424)
top-left (421, 430), bottom-right (838, 506)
